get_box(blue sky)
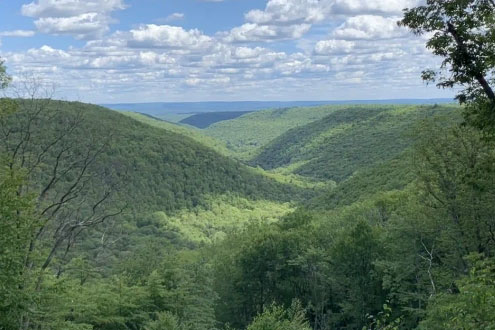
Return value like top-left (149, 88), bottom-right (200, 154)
top-left (0, 0), bottom-right (453, 103)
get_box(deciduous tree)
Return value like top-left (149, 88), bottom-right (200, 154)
top-left (400, 0), bottom-right (495, 131)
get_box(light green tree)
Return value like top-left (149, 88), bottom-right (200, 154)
top-left (246, 301), bottom-right (311, 330)
top-left (0, 58), bottom-right (35, 330)
top-left (145, 312), bottom-right (181, 330)
top-left (0, 158), bottom-right (36, 329)
top-left (0, 58), bottom-right (11, 88)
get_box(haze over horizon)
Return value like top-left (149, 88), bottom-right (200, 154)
top-left (0, 0), bottom-right (454, 103)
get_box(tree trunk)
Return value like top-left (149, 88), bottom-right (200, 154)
top-left (446, 22), bottom-right (495, 103)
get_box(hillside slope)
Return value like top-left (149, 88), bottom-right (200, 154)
top-left (123, 112), bottom-right (232, 157)
top-left (9, 101), bottom-right (307, 213)
top-left (203, 105), bottom-right (344, 158)
top-left (252, 105), bottom-right (457, 182)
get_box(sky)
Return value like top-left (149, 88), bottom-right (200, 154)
top-left (0, 0), bottom-right (454, 103)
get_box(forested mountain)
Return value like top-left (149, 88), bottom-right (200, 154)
top-left (203, 105), bottom-right (343, 159)
top-left (5, 100), bottom-right (305, 212)
top-left (123, 112), bottom-right (233, 158)
top-left (252, 105), bottom-right (456, 181)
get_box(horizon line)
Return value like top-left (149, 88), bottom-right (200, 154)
top-left (101, 98), bottom-right (455, 105)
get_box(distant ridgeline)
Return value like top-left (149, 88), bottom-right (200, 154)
top-left (102, 99), bottom-right (454, 116)
top-left (179, 111), bottom-right (253, 128)
top-left (103, 99), bottom-right (454, 126)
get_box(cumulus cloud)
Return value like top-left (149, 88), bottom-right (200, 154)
top-left (127, 25), bottom-right (213, 52)
top-left (21, 0), bottom-right (126, 39)
top-left (332, 0), bottom-right (420, 15)
top-left (223, 23), bottom-right (311, 43)
top-left (314, 39), bottom-right (355, 55)
top-left (332, 15), bottom-right (407, 40)
top-left (21, 0), bottom-right (125, 17)
top-left (222, 0), bottom-right (421, 43)
top-left (33, 13), bottom-right (115, 39)
top-left (245, 0), bottom-right (330, 25)
top-left (222, 0), bottom-right (327, 43)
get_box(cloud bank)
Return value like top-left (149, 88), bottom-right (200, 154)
top-left (0, 0), bottom-right (448, 102)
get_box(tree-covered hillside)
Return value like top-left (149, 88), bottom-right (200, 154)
top-left (252, 105), bottom-right (457, 181)
top-left (125, 111), bottom-right (333, 191)
top-left (3, 100), bottom-right (305, 213)
top-left (123, 112), bottom-right (233, 157)
top-left (204, 105), bottom-right (343, 159)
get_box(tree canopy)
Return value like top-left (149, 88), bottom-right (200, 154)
top-left (400, 0), bottom-right (495, 131)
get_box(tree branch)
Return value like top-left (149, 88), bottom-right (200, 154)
top-left (446, 21), bottom-right (495, 103)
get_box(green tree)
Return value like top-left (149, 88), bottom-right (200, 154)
top-left (413, 120), bottom-right (495, 264)
top-left (246, 301), bottom-right (311, 330)
top-left (0, 59), bottom-right (11, 89)
top-left (145, 311), bottom-right (181, 330)
top-left (0, 58), bottom-right (35, 330)
top-left (331, 221), bottom-right (386, 329)
top-left (0, 160), bottom-right (36, 329)
top-left (400, 0), bottom-right (495, 131)
top-left (213, 216), bottom-right (315, 329)
top-left (419, 254), bottom-right (495, 329)
top-left (142, 251), bottom-right (217, 330)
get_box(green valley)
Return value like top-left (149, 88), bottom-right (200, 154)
top-left (203, 105), bottom-right (342, 159)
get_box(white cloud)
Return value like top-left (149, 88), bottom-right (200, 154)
top-left (21, 0), bottom-right (126, 39)
top-left (332, 0), bottom-right (420, 15)
top-left (221, 0), bottom-right (421, 43)
top-left (220, 0), bottom-right (327, 43)
top-left (21, 0), bottom-right (126, 18)
top-left (314, 39), bottom-right (355, 55)
top-left (223, 23), bottom-right (311, 43)
top-left (154, 13), bottom-right (185, 24)
top-left (34, 13), bottom-right (114, 39)
top-left (233, 47), bottom-right (265, 59)
top-left (332, 15), bottom-right (407, 40)
top-left (245, 0), bottom-right (330, 25)
top-left (128, 25), bottom-right (213, 51)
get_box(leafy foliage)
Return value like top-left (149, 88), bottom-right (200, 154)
top-left (246, 301), bottom-right (311, 330)
top-left (419, 254), bottom-right (495, 330)
top-left (0, 161), bottom-right (36, 329)
top-left (400, 0), bottom-right (495, 132)
top-left (0, 59), bottom-right (11, 89)
top-left (124, 112), bottom-right (233, 157)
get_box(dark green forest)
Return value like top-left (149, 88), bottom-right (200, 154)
top-left (2, 1), bottom-right (495, 329)
top-left (180, 111), bottom-right (253, 129)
